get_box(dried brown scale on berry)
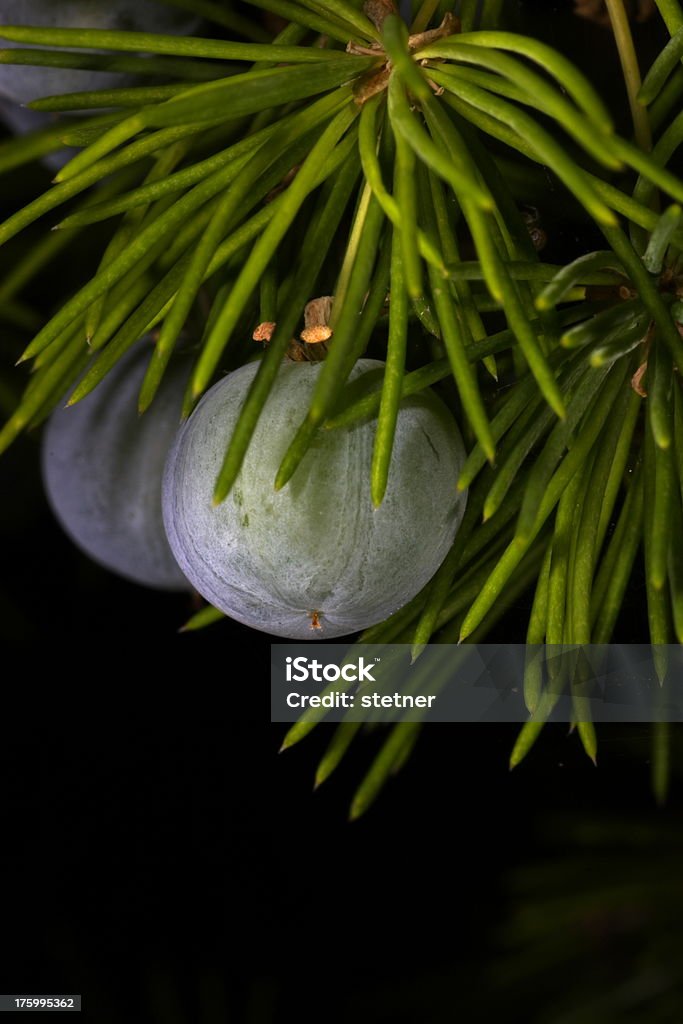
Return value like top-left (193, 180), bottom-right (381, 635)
top-left (288, 339), bottom-right (330, 362)
top-left (252, 297), bottom-right (333, 362)
top-left (300, 325), bottom-right (333, 344)
top-left (296, 295), bottom-right (333, 360)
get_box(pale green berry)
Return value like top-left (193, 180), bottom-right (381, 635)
top-left (42, 343), bottom-right (190, 590)
top-left (163, 359), bottom-right (467, 638)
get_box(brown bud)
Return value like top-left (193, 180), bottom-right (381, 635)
top-left (253, 322), bottom-right (276, 343)
top-left (300, 325), bottom-right (333, 345)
